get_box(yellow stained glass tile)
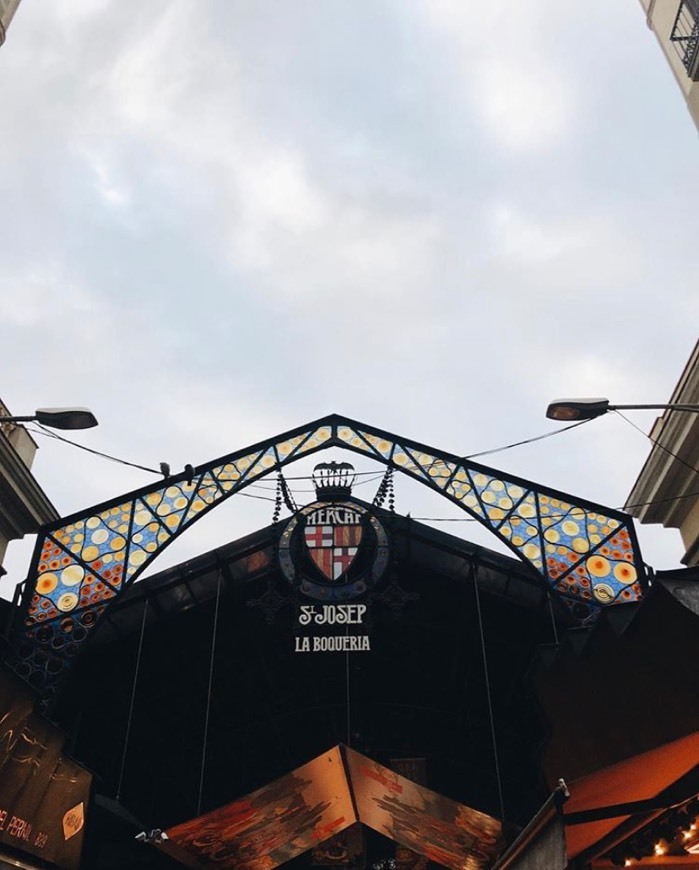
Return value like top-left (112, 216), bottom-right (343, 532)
top-left (337, 426), bottom-right (374, 454)
top-left (358, 432), bottom-right (394, 459)
top-left (294, 427), bottom-right (332, 456)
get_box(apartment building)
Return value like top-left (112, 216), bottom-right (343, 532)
top-left (640, 0), bottom-right (699, 128)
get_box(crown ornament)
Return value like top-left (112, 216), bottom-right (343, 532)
top-left (312, 462), bottom-right (356, 500)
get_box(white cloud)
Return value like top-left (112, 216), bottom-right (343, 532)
top-left (77, 2), bottom-right (446, 312)
top-left (52, 0), bottom-right (112, 22)
top-left (488, 204), bottom-right (580, 263)
top-left (548, 353), bottom-right (667, 404)
top-left (109, 1), bottom-right (200, 129)
top-left (417, 0), bottom-right (578, 151)
top-left (0, 0), bottom-right (696, 587)
top-left (485, 203), bottom-right (648, 294)
top-left (78, 149), bottom-right (131, 207)
top-left (471, 55), bottom-right (576, 151)
top-left (229, 149), bottom-right (331, 272)
top-left (0, 267), bottom-right (96, 328)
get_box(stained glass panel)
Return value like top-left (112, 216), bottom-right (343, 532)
top-left (16, 414), bottom-right (646, 694)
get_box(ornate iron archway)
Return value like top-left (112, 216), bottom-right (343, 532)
top-left (12, 414), bottom-right (646, 696)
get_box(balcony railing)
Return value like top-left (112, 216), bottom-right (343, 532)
top-left (671, 0), bottom-right (699, 80)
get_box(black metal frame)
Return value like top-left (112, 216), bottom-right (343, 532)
top-left (9, 414), bottom-right (647, 697)
top-left (671, 0), bottom-right (699, 79)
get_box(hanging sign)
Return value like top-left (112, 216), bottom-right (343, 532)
top-left (161, 746), bottom-right (502, 870)
top-left (278, 464), bottom-right (390, 654)
top-left (0, 666), bottom-right (92, 869)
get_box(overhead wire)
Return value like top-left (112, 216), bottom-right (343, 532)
top-left (29, 424), bottom-right (161, 475)
top-left (240, 486), bottom-right (699, 520)
top-left (613, 410), bottom-right (699, 478)
top-left (116, 599), bottom-right (148, 802)
top-left (244, 471), bottom-right (385, 493)
top-left (473, 568), bottom-right (506, 822)
top-left (198, 574), bottom-right (222, 816)
top-left (238, 491), bottom-right (278, 503)
top-left (462, 417), bottom-right (594, 459)
top-left (28, 424), bottom-right (388, 486)
top-left (409, 488), bottom-right (699, 523)
top-left (26, 418), bottom-right (595, 482)
top-left (624, 488), bottom-right (699, 511)
top-left (252, 469), bottom-right (388, 482)
top-left (24, 416), bottom-right (699, 518)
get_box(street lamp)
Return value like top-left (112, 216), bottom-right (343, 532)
top-left (0, 407), bottom-right (98, 430)
top-left (546, 398), bottom-right (699, 422)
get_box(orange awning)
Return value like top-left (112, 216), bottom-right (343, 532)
top-left (563, 731), bottom-right (699, 860)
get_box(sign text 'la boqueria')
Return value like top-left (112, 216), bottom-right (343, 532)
top-left (295, 604), bottom-right (370, 652)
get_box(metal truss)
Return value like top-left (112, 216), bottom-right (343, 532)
top-left (11, 414), bottom-right (646, 697)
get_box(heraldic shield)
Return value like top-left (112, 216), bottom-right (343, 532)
top-left (303, 505), bottom-right (364, 581)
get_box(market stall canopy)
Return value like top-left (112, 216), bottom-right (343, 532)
top-left (156, 746), bottom-right (502, 870)
top-left (563, 731), bottom-right (699, 861)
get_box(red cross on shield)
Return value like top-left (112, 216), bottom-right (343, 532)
top-left (304, 519), bottom-right (363, 581)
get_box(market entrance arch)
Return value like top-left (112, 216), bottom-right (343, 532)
top-left (13, 413), bottom-right (645, 695)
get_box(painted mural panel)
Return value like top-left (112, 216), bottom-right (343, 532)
top-left (390, 758), bottom-right (428, 870)
top-left (166, 746), bottom-right (356, 869)
top-left (345, 748), bottom-right (502, 870)
top-left (312, 823), bottom-right (365, 869)
top-left (164, 747), bottom-right (502, 870)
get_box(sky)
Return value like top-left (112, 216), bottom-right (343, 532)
top-left (1, 0), bottom-right (698, 594)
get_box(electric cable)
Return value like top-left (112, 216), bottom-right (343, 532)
top-left (409, 488), bottom-right (699, 523)
top-left (30, 425), bottom-right (161, 475)
top-left (613, 410), bottom-right (699, 477)
top-left (473, 566), bottom-right (506, 823)
top-left (117, 599), bottom-right (148, 802)
top-left (27, 419), bottom-right (699, 517)
top-left (26, 418), bottom-right (595, 482)
top-left (345, 624), bottom-right (351, 748)
top-left (624, 488), bottom-right (699, 511)
top-left (547, 593), bottom-right (560, 646)
top-left (28, 425), bottom-right (389, 487)
top-left (198, 574), bottom-right (221, 816)
top-left (245, 471), bottom-right (386, 494)
top-left (462, 418), bottom-right (594, 460)
top-left (238, 491), bottom-right (278, 503)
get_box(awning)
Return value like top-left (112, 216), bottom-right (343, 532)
top-left (156, 745), bottom-right (502, 870)
top-left (563, 731), bottom-right (699, 861)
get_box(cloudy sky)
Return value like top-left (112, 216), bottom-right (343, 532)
top-left (1, 0), bottom-right (698, 592)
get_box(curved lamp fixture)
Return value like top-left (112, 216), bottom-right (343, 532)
top-left (546, 398), bottom-right (699, 422)
top-left (0, 407), bottom-right (98, 430)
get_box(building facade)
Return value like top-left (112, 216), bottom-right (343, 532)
top-left (2, 416), bottom-right (699, 868)
top-left (0, 398), bottom-right (58, 580)
top-left (639, 0), bottom-right (699, 129)
top-left (626, 339), bottom-right (699, 566)
top-left (0, 0), bottom-right (21, 46)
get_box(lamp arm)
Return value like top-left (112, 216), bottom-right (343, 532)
top-left (610, 403), bottom-right (699, 413)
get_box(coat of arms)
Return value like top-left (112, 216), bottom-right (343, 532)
top-left (304, 506), bottom-right (364, 581)
top-left (278, 463), bottom-right (390, 601)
